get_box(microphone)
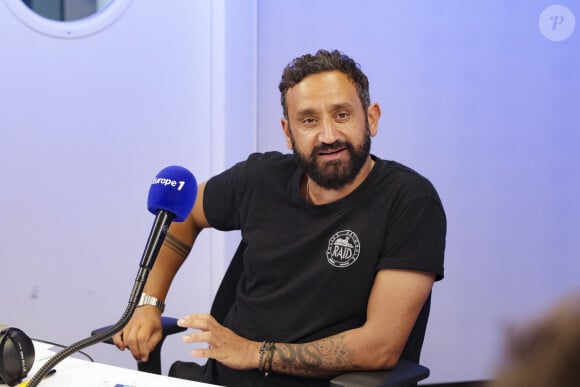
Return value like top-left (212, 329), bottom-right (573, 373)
top-left (26, 166), bottom-right (197, 387)
top-left (148, 165), bottom-right (197, 222)
top-left (141, 166), bottom-right (198, 270)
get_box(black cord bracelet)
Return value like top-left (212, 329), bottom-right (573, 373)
top-left (264, 342), bottom-right (276, 376)
top-left (258, 341), bottom-right (267, 373)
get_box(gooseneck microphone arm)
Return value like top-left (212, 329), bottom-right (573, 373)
top-left (27, 211), bottom-right (175, 387)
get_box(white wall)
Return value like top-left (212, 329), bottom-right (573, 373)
top-left (0, 0), bottom-right (236, 373)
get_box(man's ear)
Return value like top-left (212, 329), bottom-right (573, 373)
top-left (367, 103), bottom-right (381, 137)
top-left (281, 118), bottom-right (293, 150)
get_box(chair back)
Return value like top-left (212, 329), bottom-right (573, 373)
top-left (210, 241), bottom-right (247, 323)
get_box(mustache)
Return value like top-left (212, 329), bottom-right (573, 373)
top-left (312, 140), bottom-right (352, 154)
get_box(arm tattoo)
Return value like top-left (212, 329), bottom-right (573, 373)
top-left (163, 232), bottom-right (192, 259)
top-left (273, 333), bottom-right (358, 378)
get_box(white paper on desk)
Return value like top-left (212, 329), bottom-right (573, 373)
top-left (29, 341), bottom-right (213, 386)
top-left (25, 342), bottom-right (131, 387)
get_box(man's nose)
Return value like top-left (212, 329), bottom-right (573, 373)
top-left (318, 119), bottom-right (340, 144)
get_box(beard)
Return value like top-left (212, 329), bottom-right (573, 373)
top-left (290, 127), bottom-right (371, 190)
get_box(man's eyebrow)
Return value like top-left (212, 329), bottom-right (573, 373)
top-left (295, 108), bottom-right (317, 119)
top-left (295, 103), bottom-right (355, 119)
top-left (330, 102), bottom-right (355, 112)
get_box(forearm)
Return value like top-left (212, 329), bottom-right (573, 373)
top-left (144, 182), bottom-right (209, 300)
top-left (267, 329), bottom-right (397, 378)
top-left (141, 245), bottom-right (186, 300)
top-left (143, 222), bottom-right (198, 300)
top-left (269, 333), bottom-right (354, 378)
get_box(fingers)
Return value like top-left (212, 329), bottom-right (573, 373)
top-left (178, 313), bottom-right (215, 330)
top-left (176, 313), bottom-right (255, 370)
top-left (127, 324), bottom-right (148, 361)
top-left (182, 329), bottom-right (213, 345)
top-left (191, 347), bottom-right (212, 358)
top-left (125, 323), bottom-right (160, 362)
top-left (112, 310), bottom-right (163, 362)
top-left (178, 314), bottom-right (218, 356)
top-left (112, 331), bottom-right (125, 351)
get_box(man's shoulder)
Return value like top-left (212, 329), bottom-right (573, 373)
top-left (374, 158), bottom-right (440, 199)
top-left (246, 151), bottom-right (294, 164)
top-left (217, 152), bottom-right (298, 188)
top-left (241, 151), bottom-right (297, 175)
top-left (376, 158), bottom-right (427, 182)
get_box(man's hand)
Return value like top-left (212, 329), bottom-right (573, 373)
top-left (178, 314), bottom-right (260, 370)
top-left (112, 307), bottom-right (163, 363)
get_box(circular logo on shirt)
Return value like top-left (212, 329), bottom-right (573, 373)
top-left (326, 230), bottom-right (360, 268)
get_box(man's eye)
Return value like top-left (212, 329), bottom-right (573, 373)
top-left (302, 118), bottom-right (317, 125)
top-left (336, 112), bottom-right (350, 121)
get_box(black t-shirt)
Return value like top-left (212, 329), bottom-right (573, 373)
top-left (201, 152), bottom-right (446, 386)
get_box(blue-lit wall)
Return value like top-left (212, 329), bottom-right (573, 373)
top-left (256, 1), bottom-right (580, 382)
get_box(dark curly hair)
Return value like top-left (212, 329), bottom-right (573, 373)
top-left (278, 49), bottom-right (370, 119)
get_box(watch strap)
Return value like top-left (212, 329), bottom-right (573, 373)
top-left (138, 293), bottom-right (165, 313)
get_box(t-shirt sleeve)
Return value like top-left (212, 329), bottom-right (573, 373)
top-left (378, 182), bottom-right (446, 281)
top-left (203, 160), bottom-right (247, 231)
top-left (203, 152), bottom-right (271, 232)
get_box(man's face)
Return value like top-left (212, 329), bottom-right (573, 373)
top-left (282, 71), bottom-right (378, 190)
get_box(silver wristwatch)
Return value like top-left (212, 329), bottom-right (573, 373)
top-left (138, 293), bottom-right (165, 313)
